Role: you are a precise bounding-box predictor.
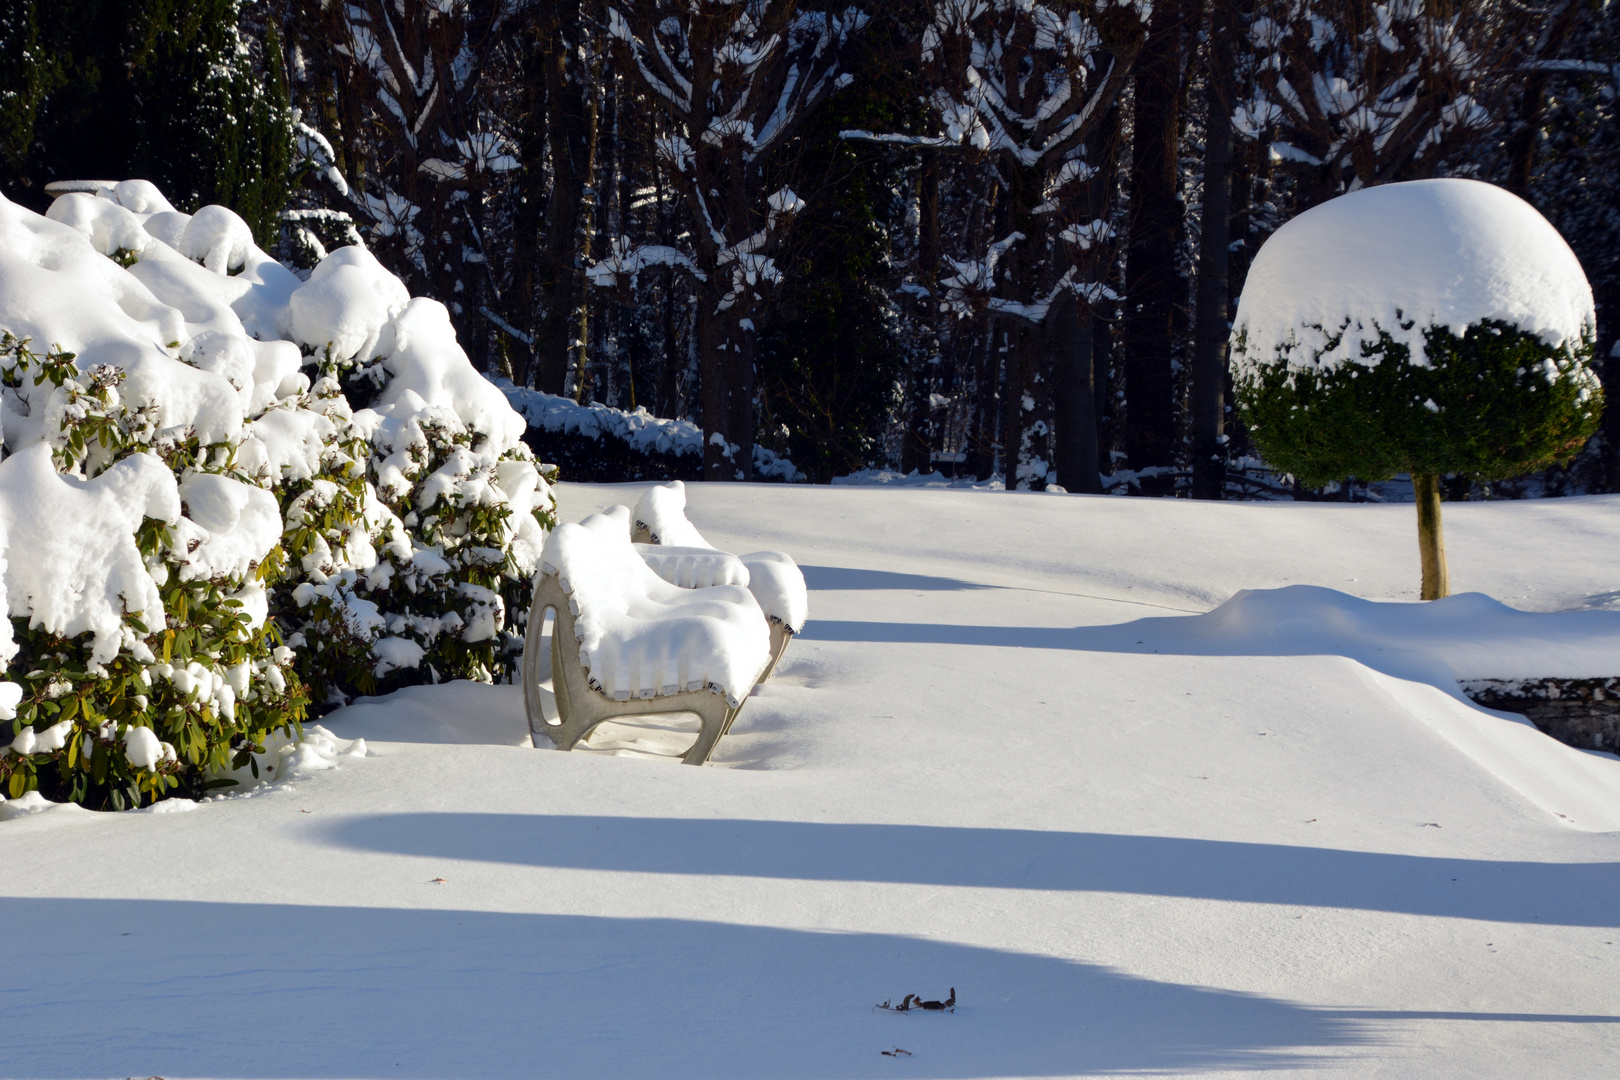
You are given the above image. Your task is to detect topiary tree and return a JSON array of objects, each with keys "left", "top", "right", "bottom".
[{"left": 1233, "top": 179, "right": 1603, "bottom": 600}]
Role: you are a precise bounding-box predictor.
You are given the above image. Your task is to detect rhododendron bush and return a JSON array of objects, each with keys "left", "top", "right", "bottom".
[{"left": 0, "top": 180, "right": 553, "bottom": 809}]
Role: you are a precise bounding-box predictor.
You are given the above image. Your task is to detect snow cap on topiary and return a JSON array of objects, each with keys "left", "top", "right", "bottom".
[{"left": 1233, "top": 179, "right": 1595, "bottom": 372}]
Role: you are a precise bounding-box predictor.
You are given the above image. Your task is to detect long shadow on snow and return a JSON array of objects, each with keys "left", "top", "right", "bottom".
[
  {"left": 0, "top": 897, "right": 1390, "bottom": 1079},
  {"left": 321, "top": 815, "right": 1620, "bottom": 927},
  {"left": 798, "top": 565, "right": 999, "bottom": 591}
]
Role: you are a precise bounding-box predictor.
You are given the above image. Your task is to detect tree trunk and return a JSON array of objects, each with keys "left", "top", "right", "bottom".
[
  {"left": 1191, "top": 0, "right": 1234, "bottom": 500},
  {"left": 900, "top": 150, "right": 942, "bottom": 475},
  {"left": 534, "top": 0, "right": 591, "bottom": 395},
  {"left": 964, "top": 321, "right": 999, "bottom": 481},
  {"left": 1414, "top": 473, "right": 1449, "bottom": 600},
  {"left": 1122, "top": 0, "right": 1186, "bottom": 494},
  {"left": 1505, "top": 1, "right": 1581, "bottom": 198},
  {"left": 1051, "top": 292, "right": 1103, "bottom": 492},
  {"left": 728, "top": 317, "right": 758, "bottom": 482}
]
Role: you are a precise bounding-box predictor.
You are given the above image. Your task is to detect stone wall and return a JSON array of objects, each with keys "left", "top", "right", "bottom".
[{"left": 1460, "top": 678, "right": 1620, "bottom": 755}]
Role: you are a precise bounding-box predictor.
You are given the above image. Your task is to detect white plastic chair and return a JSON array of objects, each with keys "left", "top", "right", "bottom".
[{"left": 523, "top": 506, "right": 771, "bottom": 765}]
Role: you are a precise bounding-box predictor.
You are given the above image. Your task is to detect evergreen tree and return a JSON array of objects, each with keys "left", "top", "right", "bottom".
[
  {"left": 1234, "top": 181, "right": 1603, "bottom": 597},
  {"left": 0, "top": 0, "right": 292, "bottom": 240}
]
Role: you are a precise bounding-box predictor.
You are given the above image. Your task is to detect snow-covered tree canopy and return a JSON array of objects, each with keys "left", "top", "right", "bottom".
[
  {"left": 1233, "top": 180, "right": 1602, "bottom": 493},
  {"left": 1234, "top": 0, "right": 1500, "bottom": 202},
  {"left": 846, "top": 0, "right": 1150, "bottom": 323},
  {"left": 1233, "top": 178, "right": 1595, "bottom": 372}
]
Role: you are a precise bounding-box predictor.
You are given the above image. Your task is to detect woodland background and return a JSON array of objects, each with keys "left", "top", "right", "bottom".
[{"left": 1, "top": 0, "right": 1616, "bottom": 494}]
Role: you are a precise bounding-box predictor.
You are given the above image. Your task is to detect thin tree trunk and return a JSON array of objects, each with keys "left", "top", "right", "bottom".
[
  {"left": 1051, "top": 293, "right": 1102, "bottom": 492},
  {"left": 1191, "top": 0, "right": 1233, "bottom": 500},
  {"left": 901, "top": 150, "right": 942, "bottom": 475},
  {"left": 1414, "top": 473, "right": 1449, "bottom": 600},
  {"left": 1123, "top": 0, "right": 1186, "bottom": 494},
  {"left": 534, "top": 0, "right": 590, "bottom": 395},
  {"left": 568, "top": 55, "right": 602, "bottom": 402}
]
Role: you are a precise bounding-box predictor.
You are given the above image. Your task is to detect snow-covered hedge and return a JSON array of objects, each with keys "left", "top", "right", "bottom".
[
  {"left": 0, "top": 180, "right": 552, "bottom": 808},
  {"left": 501, "top": 383, "right": 802, "bottom": 483}
]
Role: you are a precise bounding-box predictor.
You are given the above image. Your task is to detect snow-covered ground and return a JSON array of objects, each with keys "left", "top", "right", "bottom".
[{"left": 5, "top": 483, "right": 1620, "bottom": 1079}]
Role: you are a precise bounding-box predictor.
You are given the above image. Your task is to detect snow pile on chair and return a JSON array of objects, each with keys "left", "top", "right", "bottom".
[{"left": 632, "top": 481, "right": 808, "bottom": 636}]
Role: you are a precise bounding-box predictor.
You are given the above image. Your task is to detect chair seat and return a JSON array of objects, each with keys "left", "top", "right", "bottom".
[{"left": 543, "top": 507, "right": 769, "bottom": 707}]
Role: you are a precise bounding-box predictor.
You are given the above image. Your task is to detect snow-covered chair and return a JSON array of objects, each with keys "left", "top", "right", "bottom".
[
  {"left": 631, "top": 481, "right": 808, "bottom": 682},
  {"left": 523, "top": 505, "right": 772, "bottom": 765}
]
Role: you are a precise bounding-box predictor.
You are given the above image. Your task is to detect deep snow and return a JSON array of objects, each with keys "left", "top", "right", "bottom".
[{"left": 3, "top": 482, "right": 1619, "bottom": 1079}]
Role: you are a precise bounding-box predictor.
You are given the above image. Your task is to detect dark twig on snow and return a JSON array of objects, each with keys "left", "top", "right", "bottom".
[{"left": 877, "top": 988, "right": 956, "bottom": 1012}]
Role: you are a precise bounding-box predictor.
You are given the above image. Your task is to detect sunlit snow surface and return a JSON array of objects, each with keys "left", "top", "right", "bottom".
[{"left": 4, "top": 483, "right": 1620, "bottom": 1079}]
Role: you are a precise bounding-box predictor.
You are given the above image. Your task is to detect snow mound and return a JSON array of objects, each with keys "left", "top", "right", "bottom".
[
  {"left": 204, "top": 723, "right": 367, "bottom": 792},
  {"left": 0, "top": 445, "right": 178, "bottom": 666},
  {"left": 284, "top": 245, "right": 409, "bottom": 365},
  {"left": 540, "top": 506, "right": 770, "bottom": 707},
  {"left": 1175, "top": 585, "right": 1620, "bottom": 685},
  {"left": 371, "top": 299, "right": 526, "bottom": 450},
  {"left": 0, "top": 789, "right": 85, "bottom": 821},
  {"left": 1233, "top": 179, "right": 1595, "bottom": 371}
]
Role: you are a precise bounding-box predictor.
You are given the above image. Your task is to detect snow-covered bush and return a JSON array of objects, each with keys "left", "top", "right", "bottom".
[
  {"left": 500, "top": 384, "right": 802, "bottom": 484},
  {"left": 1232, "top": 179, "right": 1603, "bottom": 599},
  {"left": 0, "top": 180, "right": 552, "bottom": 807}
]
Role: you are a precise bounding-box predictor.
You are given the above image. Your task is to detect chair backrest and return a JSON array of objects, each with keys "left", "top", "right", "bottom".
[
  {"left": 628, "top": 481, "right": 808, "bottom": 634},
  {"left": 631, "top": 481, "right": 710, "bottom": 547}
]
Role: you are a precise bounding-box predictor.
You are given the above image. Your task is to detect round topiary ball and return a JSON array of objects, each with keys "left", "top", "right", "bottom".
[{"left": 1231, "top": 179, "right": 1602, "bottom": 599}]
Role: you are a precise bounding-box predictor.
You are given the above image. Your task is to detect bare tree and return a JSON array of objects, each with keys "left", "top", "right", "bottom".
[
  {"left": 1232, "top": 0, "right": 1507, "bottom": 209},
  {"left": 847, "top": 0, "right": 1150, "bottom": 489},
  {"left": 593, "top": 1, "right": 868, "bottom": 480}
]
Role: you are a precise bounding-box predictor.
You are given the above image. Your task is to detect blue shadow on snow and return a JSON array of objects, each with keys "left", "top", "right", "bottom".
[
  {"left": 797, "top": 565, "right": 999, "bottom": 591},
  {"left": 3, "top": 897, "right": 1613, "bottom": 1079},
  {"left": 2, "top": 897, "right": 1379, "bottom": 1079},
  {"left": 320, "top": 814, "right": 1620, "bottom": 927}
]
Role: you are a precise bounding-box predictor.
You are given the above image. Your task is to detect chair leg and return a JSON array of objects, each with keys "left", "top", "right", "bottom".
[
  {"left": 523, "top": 590, "right": 557, "bottom": 747},
  {"left": 755, "top": 624, "right": 793, "bottom": 685},
  {"left": 681, "top": 696, "right": 735, "bottom": 765}
]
